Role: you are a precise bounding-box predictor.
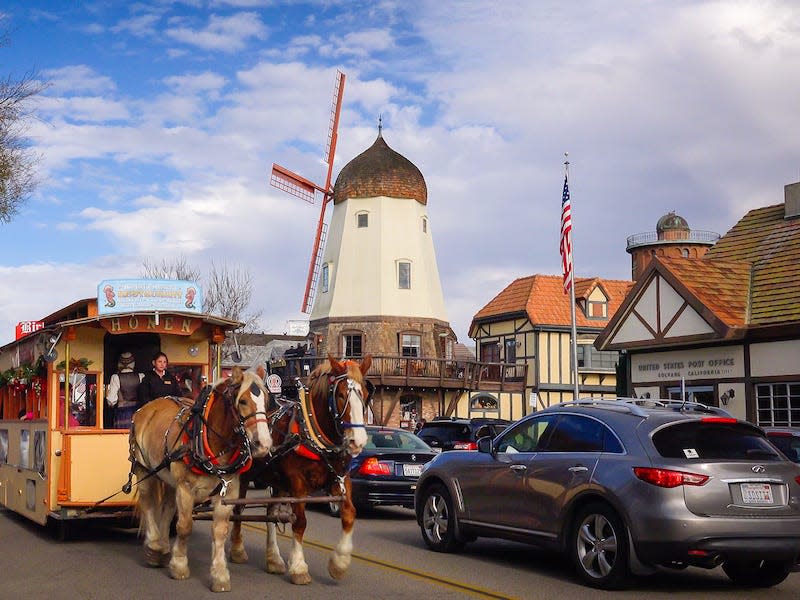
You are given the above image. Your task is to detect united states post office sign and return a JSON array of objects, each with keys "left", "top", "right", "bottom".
[
  {"left": 631, "top": 346, "right": 744, "bottom": 383},
  {"left": 98, "top": 279, "right": 202, "bottom": 315}
]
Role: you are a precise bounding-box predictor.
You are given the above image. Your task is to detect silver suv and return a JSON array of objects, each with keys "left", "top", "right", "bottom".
[{"left": 415, "top": 399, "right": 800, "bottom": 589}]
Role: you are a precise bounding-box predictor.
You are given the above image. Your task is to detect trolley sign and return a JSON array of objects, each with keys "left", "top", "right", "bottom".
[
  {"left": 266, "top": 374, "right": 283, "bottom": 394},
  {"left": 15, "top": 320, "right": 44, "bottom": 340}
]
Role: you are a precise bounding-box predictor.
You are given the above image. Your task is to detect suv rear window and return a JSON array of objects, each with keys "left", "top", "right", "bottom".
[
  {"left": 652, "top": 422, "right": 782, "bottom": 461},
  {"left": 419, "top": 424, "right": 471, "bottom": 442}
]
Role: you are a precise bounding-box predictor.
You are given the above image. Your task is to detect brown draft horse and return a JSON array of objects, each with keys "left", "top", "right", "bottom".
[
  {"left": 229, "top": 355, "right": 372, "bottom": 585},
  {"left": 129, "top": 367, "right": 272, "bottom": 592}
]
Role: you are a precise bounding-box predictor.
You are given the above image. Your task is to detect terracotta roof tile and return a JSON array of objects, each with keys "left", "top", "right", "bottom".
[{"left": 472, "top": 275, "right": 633, "bottom": 329}]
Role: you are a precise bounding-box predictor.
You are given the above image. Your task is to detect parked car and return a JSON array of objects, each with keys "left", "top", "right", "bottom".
[
  {"left": 416, "top": 416, "right": 511, "bottom": 452},
  {"left": 415, "top": 399, "right": 800, "bottom": 589},
  {"left": 763, "top": 427, "right": 800, "bottom": 463},
  {"left": 327, "top": 425, "right": 438, "bottom": 516}
]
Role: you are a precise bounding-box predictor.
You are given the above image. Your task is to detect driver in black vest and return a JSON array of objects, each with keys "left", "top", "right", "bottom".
[
  {"left": 106, "top": 351, "right": 144, "bottom": 429},
  {"left": 138, "top": 351, "right": 182, "bottom": 406}
]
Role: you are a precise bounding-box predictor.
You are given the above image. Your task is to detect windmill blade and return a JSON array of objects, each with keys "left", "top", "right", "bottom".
[
  {"left": 324, "top": 71, "right": 346, "bottom": 167},
  {"left": 270, "top": 164, "right": 321, "bottom": 204}
]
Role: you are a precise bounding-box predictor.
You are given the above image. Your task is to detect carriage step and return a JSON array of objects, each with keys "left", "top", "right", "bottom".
[{"left": 221, "top": 495, "right": 345, "bottom": 506}]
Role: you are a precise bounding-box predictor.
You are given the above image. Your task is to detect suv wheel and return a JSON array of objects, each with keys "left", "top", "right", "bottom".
[
  {"left": 722, "top": 559, "right": 793, "bottom": 587},
  {"left": 570, "top": 503, "right": 630, "bottom": 589},
  {"left": 419, "top": 483, "right": 464, "bottom": 552}
]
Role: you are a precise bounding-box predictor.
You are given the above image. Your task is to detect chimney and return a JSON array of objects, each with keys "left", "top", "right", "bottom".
[{"left": 785, "top": 181, "right": 800, "bottom": 220}]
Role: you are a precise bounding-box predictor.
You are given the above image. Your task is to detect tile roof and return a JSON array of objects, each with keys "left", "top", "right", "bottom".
[
  {"left": 598, "top": 201, "right": 800, "bottom": 350},
  {"left": 655, "top": 257, "right": 751, "bottom": 327},
  {"left": 471, "top": 275, "right": 633, "bottom": 330},
  {"left": 703, "top": 204, "right": 800, "bottom": 326}
]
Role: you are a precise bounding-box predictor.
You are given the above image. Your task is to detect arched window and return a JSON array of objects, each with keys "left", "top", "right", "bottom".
[{"left": 470, "top": 393, "right": 499, "bottom": 411}]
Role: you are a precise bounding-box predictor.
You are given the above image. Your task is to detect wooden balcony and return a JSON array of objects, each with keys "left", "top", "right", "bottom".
[{"left": 280, "top": 355, "right": 527, "bottom": 393}]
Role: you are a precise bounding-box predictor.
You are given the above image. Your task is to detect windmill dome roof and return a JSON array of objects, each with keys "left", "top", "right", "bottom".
[
  {"left": 656, "top": 211, "right": 689, "bottom": 232},
  {"left": 333, "top": 133, "right": 427, "bottom": 205}
]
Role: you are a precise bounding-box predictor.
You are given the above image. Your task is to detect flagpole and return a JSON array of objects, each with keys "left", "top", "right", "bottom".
[{"left": 565, "top": 155, "right": 580, "bottom": 401}]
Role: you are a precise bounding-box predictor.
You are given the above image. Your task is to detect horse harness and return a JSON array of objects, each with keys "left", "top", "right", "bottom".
[
  {"left": 125, "top": 381, "right": 264, "bottom": 496},
  {"left": 264, "top": 372, "right": 370, "bottom": 480}
]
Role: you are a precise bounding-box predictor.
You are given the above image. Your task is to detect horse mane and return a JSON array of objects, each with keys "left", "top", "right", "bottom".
[{"left": 211, "top": 367, "right": 269, "bottom": 400}]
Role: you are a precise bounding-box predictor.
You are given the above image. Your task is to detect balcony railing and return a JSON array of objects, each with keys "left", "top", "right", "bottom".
[
  {"left": 277, "top": 355, "right": 528, "bottom": 392},
  {"left": 626, "top": 230, "right": 720, "bottom": 249}
]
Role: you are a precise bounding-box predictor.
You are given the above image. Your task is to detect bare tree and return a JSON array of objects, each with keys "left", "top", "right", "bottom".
[
  {"left": 204, "top": 261, "right": 263, "bottom": 332},
  {"left": 141, "top": 256, "right": 201, "bottom": 282},
  {"left": 1, "top": 32, "right": 49, "bottom": 223},
  {"left": 140, "top": 257, "right": 263, "bottom": 332}
]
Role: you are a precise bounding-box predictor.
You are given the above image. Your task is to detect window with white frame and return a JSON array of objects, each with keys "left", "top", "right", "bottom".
[
  {"left": 321, "top": 263, "right": 329, "bottom": 293},
  {"left": 756, "top": 383, "right": 800, "bottom": 427},
  {"left": 343, "top": 333, "right": 363, "bottom": 358},
  {"left": 357, "top": 212, "right": 369, "bottom": 228},
  {"left": 400, "top": 333, "right": 421, "bottom": 357},
  {"left": 422, "top": 217, "right": 427, "bottom": 233},
  {"left": 398, "top": 261, "right": 411, "bottom": 289}
]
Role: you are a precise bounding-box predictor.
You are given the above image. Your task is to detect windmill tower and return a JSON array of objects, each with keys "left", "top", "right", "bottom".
[
  {"left": 309, "top": 123, "right": 453, "bottom": 363},
  {"left": 270, "top": 70, "right": 345, "bottom": 314}
]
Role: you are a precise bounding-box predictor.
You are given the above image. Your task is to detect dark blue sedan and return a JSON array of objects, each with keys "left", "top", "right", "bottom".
[{"left": 328, "top": 425, "right": 438, "bottom": 516}]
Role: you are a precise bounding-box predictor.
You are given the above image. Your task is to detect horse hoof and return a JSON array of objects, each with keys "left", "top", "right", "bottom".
[
  {"left": 328, "top": 559, "right": 348, "bottom": 580},
  {"left": 229, "top": 548, "right": 248, "bottom": 564},
  {"left": 144, "top": 546, "right": 168, "bottom": 568},
  {"left": 266, "top": 561, "right": 286, "bottom": 575},
  {"left": 290, "top": 572, "right": 312, "bottom": 585},
  {"left": 169, "top": 565, "right": 190, "bottom": 580},
  {"left": 211, "top": 579, "right": 232, "bottom": 592}
]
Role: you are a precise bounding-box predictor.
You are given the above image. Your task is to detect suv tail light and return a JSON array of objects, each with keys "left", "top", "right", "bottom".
[
  {"left": 359, "top": 457, "right": 392, "bottom": 476},
  {"left": 634, "top": 467, "right": 709, "bottom": 488},
  {"left": 453, "top": 441, "right": 477, "bottom": 450},
  {"left": 700, "top": 417, "right": 737, "bottom": 424}
]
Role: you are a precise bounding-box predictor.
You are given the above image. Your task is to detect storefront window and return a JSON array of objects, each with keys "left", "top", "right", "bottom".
[{"left": 757, "top": 383, "right": 800, "bottom": 427}]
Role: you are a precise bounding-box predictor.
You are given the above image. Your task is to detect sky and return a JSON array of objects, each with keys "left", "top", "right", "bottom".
[{"left": 1, "top": 0, "right": 800, "bottom": 345}]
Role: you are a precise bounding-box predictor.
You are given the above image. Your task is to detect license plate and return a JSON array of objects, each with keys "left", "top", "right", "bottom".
[
  {"left": 741, "top": 483, "right": 773, "bottom": 504},
  {"left": 403, "top": 464, "right": 423, "bottom": 477}
]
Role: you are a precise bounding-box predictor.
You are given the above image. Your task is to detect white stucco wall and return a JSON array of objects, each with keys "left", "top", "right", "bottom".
[{"left": 311, "top": 196, "right": 448, "bottom": 321}]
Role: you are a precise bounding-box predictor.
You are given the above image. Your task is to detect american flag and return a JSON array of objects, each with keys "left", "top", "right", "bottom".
[{"left": 560, "top": 175, "right": 573, "bottom": 293}]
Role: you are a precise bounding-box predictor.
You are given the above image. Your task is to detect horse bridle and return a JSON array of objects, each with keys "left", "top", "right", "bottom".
[{"left": 326, "top": 373, "right": 373, "bottom": 437}]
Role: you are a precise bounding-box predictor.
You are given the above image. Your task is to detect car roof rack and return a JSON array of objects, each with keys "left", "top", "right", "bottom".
[
  {"left": 551, "top": 398, "right": 735, "bottom": 420},
  {"left": 618, "top": 398, "right": 735, "bottom": 418},
  {"left": 553, "top": 399, "right": 649, "bottom": 418}
]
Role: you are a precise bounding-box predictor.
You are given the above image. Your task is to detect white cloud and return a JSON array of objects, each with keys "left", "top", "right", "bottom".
[
  {"left": 166, "top": 12, "right": 268, "bottom": 51},
  {"left": 43, "top": 65, "right": 117, "bottom": 95}
]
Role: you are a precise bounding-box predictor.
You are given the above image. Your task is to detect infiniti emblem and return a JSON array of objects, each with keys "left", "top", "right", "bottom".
[
  {"left": 752, "top": 465, "right": 766, "bottom": 473},
  {"left": 411, "top": 454, "right": 416, "bottom": 461}
]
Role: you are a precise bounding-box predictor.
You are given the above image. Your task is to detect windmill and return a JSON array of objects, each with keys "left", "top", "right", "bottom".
[{"left": 269, "top": 70, "right": 346, "bottom": 314}]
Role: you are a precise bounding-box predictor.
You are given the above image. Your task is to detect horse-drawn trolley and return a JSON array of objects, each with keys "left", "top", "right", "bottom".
[{"left": 0, "top": 279, "right": 241, "bottom": 537}]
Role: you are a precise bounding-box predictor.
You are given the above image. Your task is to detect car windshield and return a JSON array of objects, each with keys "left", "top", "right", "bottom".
[
  {"left": 652, "top": 422, "right": 783, "bottom": 461},
  {"left": 367, "top": 430, "right": 431, "bottom": 450},
  {"left": 418, "top": 423, "right": 471, "bottom": 442}
]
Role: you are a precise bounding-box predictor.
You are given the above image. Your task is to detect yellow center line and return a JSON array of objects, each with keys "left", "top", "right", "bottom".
[{"left": 242, "top": 522, "right": 521, "bottom": 600}]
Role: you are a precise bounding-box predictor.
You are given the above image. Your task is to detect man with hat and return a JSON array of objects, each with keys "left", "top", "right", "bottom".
[{"left": 106, "top": 351, "right": 143, "bottom": 429}]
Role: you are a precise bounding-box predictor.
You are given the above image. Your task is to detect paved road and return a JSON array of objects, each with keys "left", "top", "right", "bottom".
[{"left": 3, "top": 503, "right": 800, "bottom": 599}]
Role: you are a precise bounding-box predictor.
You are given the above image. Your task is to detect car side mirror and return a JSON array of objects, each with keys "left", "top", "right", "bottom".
[{"left": 477, "top": 436, "right": 493, "bottom": 454}]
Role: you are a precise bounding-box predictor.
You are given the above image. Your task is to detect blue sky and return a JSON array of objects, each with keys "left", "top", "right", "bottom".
[{"left": 2, "top": 1, "right": 800, "bottom": 344}]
